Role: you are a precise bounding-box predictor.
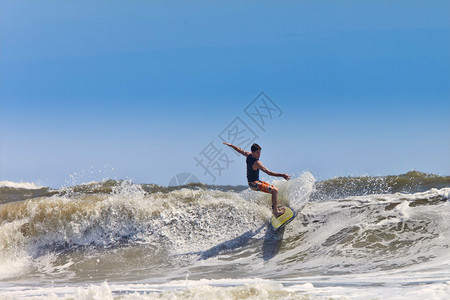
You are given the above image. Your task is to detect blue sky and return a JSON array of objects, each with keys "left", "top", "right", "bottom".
[{"left": 1, "top": 0, "right": 449, "bottom": 188}]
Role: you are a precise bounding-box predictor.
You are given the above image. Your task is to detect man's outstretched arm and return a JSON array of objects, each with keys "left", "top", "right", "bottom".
[
  {"left": 256, "top": 161, "right": 291, "bottom": 180},
  {"left": 223, "top": 143, "right": 251, "bottom": 157}
]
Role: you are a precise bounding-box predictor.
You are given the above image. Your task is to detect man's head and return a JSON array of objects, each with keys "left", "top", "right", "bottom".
[{"left": 251, "top": 143, "right": 261, "bottom": 159}]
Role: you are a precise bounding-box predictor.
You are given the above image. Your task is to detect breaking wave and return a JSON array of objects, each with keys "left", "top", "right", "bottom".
[{"left": 0, "top": 171, "right": 449, "bottom": 299}]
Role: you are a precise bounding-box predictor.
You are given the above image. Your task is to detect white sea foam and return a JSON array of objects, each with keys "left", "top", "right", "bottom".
[
  {"left": 0, "top": 278, "right": 449, "bottom": 299},
  {"left": 0, "top": 180, "right": 43, "bottom": 189}
]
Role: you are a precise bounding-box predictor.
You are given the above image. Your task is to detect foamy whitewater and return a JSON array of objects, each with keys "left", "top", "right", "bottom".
[{"left": 0, "top": 171, "right": 449, "bottom": 299}]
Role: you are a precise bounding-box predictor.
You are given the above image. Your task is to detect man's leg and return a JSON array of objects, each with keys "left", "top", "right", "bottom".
[
  {"left": 271, "top": 187, "right": 285, "bottom": 217},
  {"left": 249, "top": 181, "right": 285, "bottom": 217}
]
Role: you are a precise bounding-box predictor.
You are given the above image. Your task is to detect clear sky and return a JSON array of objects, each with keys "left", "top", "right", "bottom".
[{"left": 1, "top": 0, "right": 449, "bottom": 188}]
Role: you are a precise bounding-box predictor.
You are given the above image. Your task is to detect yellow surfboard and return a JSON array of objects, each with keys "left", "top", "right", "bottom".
[{"left": 271, "top": 207, "right": 296, "bottom": 231}]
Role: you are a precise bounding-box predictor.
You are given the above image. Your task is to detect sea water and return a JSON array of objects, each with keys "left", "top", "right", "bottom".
[{"left": 0, "top": 171, "right": 449, "bottom": 299}]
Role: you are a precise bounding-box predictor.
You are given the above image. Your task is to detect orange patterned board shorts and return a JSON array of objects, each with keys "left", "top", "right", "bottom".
[{"left": 248, "top": 180, "right": 274, "bottom": 193}]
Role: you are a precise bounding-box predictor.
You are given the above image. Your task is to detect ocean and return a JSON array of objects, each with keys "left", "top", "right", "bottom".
[{"left": 0, "top": 171, "right": 449, "bottom": 299}]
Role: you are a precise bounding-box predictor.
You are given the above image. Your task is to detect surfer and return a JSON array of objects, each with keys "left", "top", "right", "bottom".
[{"left": 223, "top": 142, "right": 291, "bottom": 217}]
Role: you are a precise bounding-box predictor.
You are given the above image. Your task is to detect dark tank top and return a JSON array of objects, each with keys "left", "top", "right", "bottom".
[{"left": 246, "top": 154, "right": 259, "bottom": 182}]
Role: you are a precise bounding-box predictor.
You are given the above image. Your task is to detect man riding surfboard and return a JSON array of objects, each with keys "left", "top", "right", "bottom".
[{"left": 223, "top": 142, "right": 291, "bottom": 217}]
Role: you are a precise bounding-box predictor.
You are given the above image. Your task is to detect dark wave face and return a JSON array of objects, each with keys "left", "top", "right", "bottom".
[{"left": 311, "top": 171, "right": 450, "bottom": 201}]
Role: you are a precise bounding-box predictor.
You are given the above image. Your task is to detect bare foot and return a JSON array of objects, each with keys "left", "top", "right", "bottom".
[{"left": 273, "top": 206, "right": 286, "bottom": 218}]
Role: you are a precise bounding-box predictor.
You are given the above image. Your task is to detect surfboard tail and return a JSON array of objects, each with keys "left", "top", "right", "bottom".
[{"left": 270, "top": 207, "right": 296, "bottom": 231}]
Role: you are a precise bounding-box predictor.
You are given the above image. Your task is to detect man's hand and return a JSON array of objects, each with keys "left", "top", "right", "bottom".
[{"left": 282, "top": 174, "right": 291, "bottom": 180}]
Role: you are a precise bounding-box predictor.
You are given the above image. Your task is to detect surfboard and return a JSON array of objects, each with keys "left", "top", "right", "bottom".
[{"left": 270, "top": 207, "right": 296, "bottom": 231}]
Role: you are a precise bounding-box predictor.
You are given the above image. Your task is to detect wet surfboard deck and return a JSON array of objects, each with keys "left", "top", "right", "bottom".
[{"left": 270, "top": 207, "right": 296, "bottom": 231}]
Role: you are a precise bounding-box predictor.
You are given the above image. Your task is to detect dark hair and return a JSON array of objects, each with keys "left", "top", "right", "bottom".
[{"left": 251, "top": 143, "right": 261, "bottom": 152}]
